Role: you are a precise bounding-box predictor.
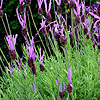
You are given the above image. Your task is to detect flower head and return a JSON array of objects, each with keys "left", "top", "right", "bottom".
[
  {"left": 56, "top": 80, "right": 65, "bottom": 99},
  {"left": 5, "top": 62, "right": 14, "bottom": 73},
  {"left": 16, "top": 8, "right": 26, "bottom": 30},
  {"left": 66, "top": 66, "right": 74, "bottom": 94},
  {"left": 37, "top": 0, "right": 43, "bottom": 14},
  {"left": 44, "top": 0, "right": 52, "bottom": 22},
  {"left": 6, "top": 34, "right": 18, "bottom": 51},
  {"left": 27, "top": 36, "right": 36, "bottom": 68}
]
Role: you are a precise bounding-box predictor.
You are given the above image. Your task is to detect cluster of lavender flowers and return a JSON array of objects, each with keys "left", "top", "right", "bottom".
[{"left": 55, "top": 66, "right": 74, "bottom": 100}]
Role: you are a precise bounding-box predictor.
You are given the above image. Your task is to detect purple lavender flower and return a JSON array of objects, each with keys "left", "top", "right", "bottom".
[
  {"left": 37, "top": 0, "right": 43, "bottom": 15},
  {"left": 0, "top": 0, "right": 3, "bottom": 17},
  {"left": 69, "top": 0, "right": 75, "bottom": 8},
  {"left": 39, "top": 48, "right": 45, "bottom": 71},
  {"left": 56, "top": 80, "right": 65, "bottom": 99},
  {"left": 94, "top": 28, "right": 100, "bottom": 49},
  {"left": 16, "top": 57, "right": 24, "bottom": 71},
  {"left": 66, "top": 66, "right": 74, "bottom": 94},
  {"left": 19, "top": 0, "right": 24, "bottom": 12},
  {"left": 37, "top": 18, "right": 57, "bottom": 36},
  {"left": 85, "top": 6, "right": 90, "bottom": 15},
  {"left": 5, "top": 62, "right": 14, "bottom": 74},
  {"left": 55, "top": 0, "right": 62, "bottom": 14},
  {"left": 0, "top": 0, "right": 3, "bottom": 9},
  {"left": 44, "top": 0, "right": 52, "bottom": 22},
  {"left": 6, "top": 34, "right": 18, "bottom": 51},
  {"left": 81, "top": 2, "right": 85, "bottom": 23},
  {"left": 53, "top": 22, "right": 60, "bottom": 39},
  {"left": 6, "top": 34, "right": 18, "bottom": 59},
  {"left": 16, "top": 8, "right": 27, "bottom": 36},
  {"left": 27, "top": 36, "right": 36, "bottom": 68},
  {"left": 73, "top": 0, "right": 81, "bottom": 24},
  {"left": 30, "top": 82, "right": 36, "bottom": 93}
]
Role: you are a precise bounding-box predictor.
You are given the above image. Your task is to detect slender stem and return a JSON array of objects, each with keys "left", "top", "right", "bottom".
[
  {"left": 5, "top": 13, "right": 12, "bottom": 35},
  {"left": 27, "top": 12, "right": 32, "bottom": 38},
  {"left": 53, "top": 0, "right": 56, "bottom": 19},
  {"left": 0, "top": 90, "right": 7, "bottom": 100},
  {"left": 29, "top": 6, "right": 47, "bottom": 56},
  {"left": 44, "top": 36, "right": 52, "bottom": 56},
  {"left": 65, "top": 4, "right": 68, "bottom": 31},
  {"left": 90, "top": 0, "right": 91, "bottom": 9},
  {"left": 1, "top": 18, "right": 8, "bottom": 35},
  {"left": 65, "top": 47, "right": 69, "bottom": 68},
  {"left": 0, "top": 48, "right": 9, "bottom": 67},
  {"left": 33, "top": 75, "right": 43, "bottom": 100},
  {"left": 56, "top": 68, "right": 60, "bottom": 99},
  {"left": 67, "top": 94, "right": 69, "bottom": 100}
]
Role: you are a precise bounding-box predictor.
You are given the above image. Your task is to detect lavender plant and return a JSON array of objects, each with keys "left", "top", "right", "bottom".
[{"left": 0, "top": 0, "right": 100, "bottom": 100}]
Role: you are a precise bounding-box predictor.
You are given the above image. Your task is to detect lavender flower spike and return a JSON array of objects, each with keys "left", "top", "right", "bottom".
[
  {"left": 37, "top": 0, "right": 43, "bottom": 14},
  {"left": 44, "top": 0, "right": 52, "bottom": 13},
  {"left": 40, "top": 48, "right": 45, "bottom": 71},
  {"left": 40, "top": 48, "right": 43, "bottom": 63},
  {"left": 27, "top": 36, "right": 36, "bottom": 69},
  {"left": 56, "top": 80, "right": 65, "bottom": 99},
  {"left": 37, "top": 0, "right": 43, "bottom": 9},
  {"left": 44, "top": 0, "right": 52, "bottom": 22},
  {"left": 89, "top": 12, "right": 100, "bottom": 28},
  {"left": 27, "top": 36, "right": 35, "bottom": 61},
  {"left": 16, "top": 8, "right": 26, "bottom": 29},
  {"left": 68, "top": 66, "right": 72, "bottom": 83},
  {"left": 6, "top": 34, "right": 18, "bottom": 51},
  {"left": 89, "top": 12, "right": 100, "bottom": 20},
  {"left": 66, "top": 66, "right": 74, "bottom": 94},
  {"left": 30, "top": 82, "right": 36, "bottom": 93},
  {"left": 0, "top": 0, "right": 3, "bottom": 9},
  {"left": 5, "top": 62, "right": 14, "bottom": 73}
]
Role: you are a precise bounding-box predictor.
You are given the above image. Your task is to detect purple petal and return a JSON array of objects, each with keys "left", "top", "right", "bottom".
[
  {"left": 56, "top": 80, "right": 58, "bottom": 86},
  {"left": 48, "top": 0, "right": 51, "bottom": 12},
  {"left": 31, "top": 82, "right": 36, "bottom": 93},
  {"left": 89, "top": 12, "right": 100, "bottom": 20},
  {"left": 68, "top": 66, "right": 72, "bottom": 83},
  {"left": 70, "top": 83, "right": 74, "bottom": 88},
  {"left": 16, "top": 8, "right": 23, "bottom": 27},
  {"left": 93, "top": 20, "right": 100, "bottom": 28},
  {"left": 63, "top": 82, "right": 65, "bottom": 92},
  {"left": 73, "top": 9, "right": 77, "bottom": 16},
  {"left": 19, "top": 0, "right": 23, "bottom": 5},
  {"left": 82, "top": 2, "right": 85, "bottom": 15},
  {"left": 0, "top": 0, "right": 3, "bottom": 9},
  {"left": 44, "top": 0, "right": 47, "bottom": 12},
  {"left": 59, "top": 82, "right": 62, "bottom": 92}
]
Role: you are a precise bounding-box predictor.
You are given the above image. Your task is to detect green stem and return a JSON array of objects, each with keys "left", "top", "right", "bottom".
[
  {"left": 33, "top": 75, "right": 43, "bottom": 100},
  {"left": 27, "top": 12, "right": 32, "bottom": 38},
  {"left": 29, "top": 6, "right": 48, "bottom": 56},
  {"left": 65, "top": 47, "right": 69, "bottom": 68},
  {"left": 1, "top": 18, "right": 8, "bottom": 35},
  {"left": 5, "top": 13, "right": 12, "bottom": 35}
]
